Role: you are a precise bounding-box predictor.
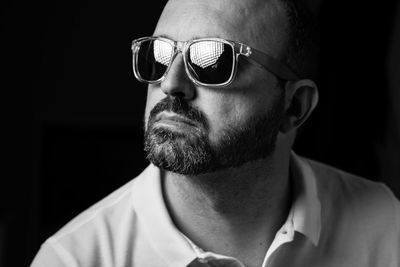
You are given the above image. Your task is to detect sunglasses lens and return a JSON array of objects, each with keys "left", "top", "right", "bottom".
[
  {"left": 187, "top": 40, "right": 234, "bottom": 85},
  {"left": 136, "top": 39, "right": 174, "bottom": 82}
]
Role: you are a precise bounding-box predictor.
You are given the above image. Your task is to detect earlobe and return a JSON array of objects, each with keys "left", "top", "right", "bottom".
[{"left": 280, "top": 79, "right": 319, "bottom": 134}]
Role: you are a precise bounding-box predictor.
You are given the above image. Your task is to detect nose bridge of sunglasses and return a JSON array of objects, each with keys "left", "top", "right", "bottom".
[{"left": 175, "top": 41, "right": 185, "bottom": 54}]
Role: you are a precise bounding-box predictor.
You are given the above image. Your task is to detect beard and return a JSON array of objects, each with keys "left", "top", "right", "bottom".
[{"left": 144, "top": 92, "right": 285, "bottom": 175}]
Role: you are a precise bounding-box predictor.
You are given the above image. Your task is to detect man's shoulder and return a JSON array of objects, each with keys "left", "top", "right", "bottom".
[
  {"left": 303, "top": 155, "right": 399, "bottom": 235},
  {"left": 46, "top": 165, "right": 153, "bottom": 244},
  {"left": 298, "top": 155, "right": 400, "bottom": 263},
  {"left": 305, "top": 156, "right": 396, "bottom": 203},
  {"left": 30, "top": 164, "right": 164, "bottom": 267}
]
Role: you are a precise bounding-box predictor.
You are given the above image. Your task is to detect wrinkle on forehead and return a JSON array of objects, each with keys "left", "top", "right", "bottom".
[{"left": 155, "top": 0, "right": 289, "bottom": 57}]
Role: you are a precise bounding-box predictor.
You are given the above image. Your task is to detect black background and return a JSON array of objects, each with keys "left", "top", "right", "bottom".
[{"left": 2, "top": 1, "right": 400, "bottom": 266}]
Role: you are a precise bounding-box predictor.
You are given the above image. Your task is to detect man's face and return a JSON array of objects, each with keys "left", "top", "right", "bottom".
[{"left": 143, "top": 0, "right": 289, "bottom": 175}]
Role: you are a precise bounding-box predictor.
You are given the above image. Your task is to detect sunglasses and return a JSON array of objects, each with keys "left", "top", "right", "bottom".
[{"left": 131, "top": 36, "right": 298, "bottom": 88}]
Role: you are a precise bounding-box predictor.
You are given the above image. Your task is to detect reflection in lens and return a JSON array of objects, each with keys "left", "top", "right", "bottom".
[
  {"left": 137, "top": 39, "right": 173, "bottom": 81},
  {"left": 188, "top": 41, "right": 234, "bottom": 84},
  {"left": 154, "top": 40, "right": 173, "bottom": 66},
  {"left": 190, "top": 41, "right": 224, "bottom": 68}
]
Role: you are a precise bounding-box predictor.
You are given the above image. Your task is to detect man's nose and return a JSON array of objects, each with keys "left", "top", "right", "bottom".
[{"left": 160, "top": 55, "right": 196, "bottom": 100}]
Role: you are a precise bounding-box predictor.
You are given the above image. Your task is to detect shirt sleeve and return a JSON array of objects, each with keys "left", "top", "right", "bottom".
[{"left": 30, "top": 239, "right": 79, "bottom": 267}]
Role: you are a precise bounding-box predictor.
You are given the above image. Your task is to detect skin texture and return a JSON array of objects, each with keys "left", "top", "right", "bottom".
[{"left": 142, "top": 0, "right": 319, "bottom": 266}]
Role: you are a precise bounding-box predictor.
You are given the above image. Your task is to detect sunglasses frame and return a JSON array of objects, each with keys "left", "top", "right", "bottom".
[{"left": 131, "top": 36, "right": 298, "bottom": 88}]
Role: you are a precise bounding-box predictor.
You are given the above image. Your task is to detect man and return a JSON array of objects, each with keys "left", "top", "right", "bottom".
[{"left": 31, "top": 0, "right": 400, "bottom": 266}]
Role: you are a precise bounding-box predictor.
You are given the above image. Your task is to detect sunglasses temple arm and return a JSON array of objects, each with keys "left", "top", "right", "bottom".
[{"left": 239, "top": 45, "right": 299, "bottom": 81}]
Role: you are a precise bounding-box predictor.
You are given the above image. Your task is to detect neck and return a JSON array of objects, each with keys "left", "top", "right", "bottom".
[{"left": 162, "top": 153, "right": 291, "bottom": 267}]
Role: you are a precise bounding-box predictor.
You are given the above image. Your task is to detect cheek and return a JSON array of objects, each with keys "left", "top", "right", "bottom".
[
  {"left": 196, "top": 92, "right": 236, "bottom": 123},
  {"left": 197, "top": 86, "right": 279, "bottom": 142},
  {"left": 198, "top": 94, "right": 256, "bottom": 134},
  {"left": 202, "top": 87, "right": 270, "bottom": 118}
]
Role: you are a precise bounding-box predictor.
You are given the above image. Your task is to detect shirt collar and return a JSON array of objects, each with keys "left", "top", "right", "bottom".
[
  {"left": 289, "top": 151, "right": 322, "bottom": 246},
  {"left": 131, "top": 165, "right": 197, "bottom": 266}
]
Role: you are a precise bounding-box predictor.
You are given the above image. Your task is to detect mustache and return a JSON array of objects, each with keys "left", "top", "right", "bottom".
[{"left": 148, "top": 96, "right": 209, "bottom": 129}]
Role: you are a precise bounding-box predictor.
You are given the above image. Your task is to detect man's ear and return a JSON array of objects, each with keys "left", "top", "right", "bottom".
[{"left": 280, "top": 79, "right": 319, "bottom": 134}]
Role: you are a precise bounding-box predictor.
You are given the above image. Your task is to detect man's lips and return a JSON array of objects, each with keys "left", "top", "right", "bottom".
[{"left": 154, "top": 112, "right": 199, "bottom": 128}]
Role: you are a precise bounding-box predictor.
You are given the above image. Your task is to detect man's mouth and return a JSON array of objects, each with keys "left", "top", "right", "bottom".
[{"left": 154, "top": 112, "right": 199, "bottom": 129}]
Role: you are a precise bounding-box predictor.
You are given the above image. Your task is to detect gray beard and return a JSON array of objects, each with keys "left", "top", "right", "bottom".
[{"left": 144, "top": 94, "right": 284, "bottom": 175}]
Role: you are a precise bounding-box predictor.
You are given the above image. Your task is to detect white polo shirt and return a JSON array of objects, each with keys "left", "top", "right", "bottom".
[{"left": 30, "top": 152, "right": 400, "bottom": 267}]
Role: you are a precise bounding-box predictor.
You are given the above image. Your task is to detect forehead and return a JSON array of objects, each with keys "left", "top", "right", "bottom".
[{"left": 153, "top": 0, "right": 288, "bottom": 56}]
